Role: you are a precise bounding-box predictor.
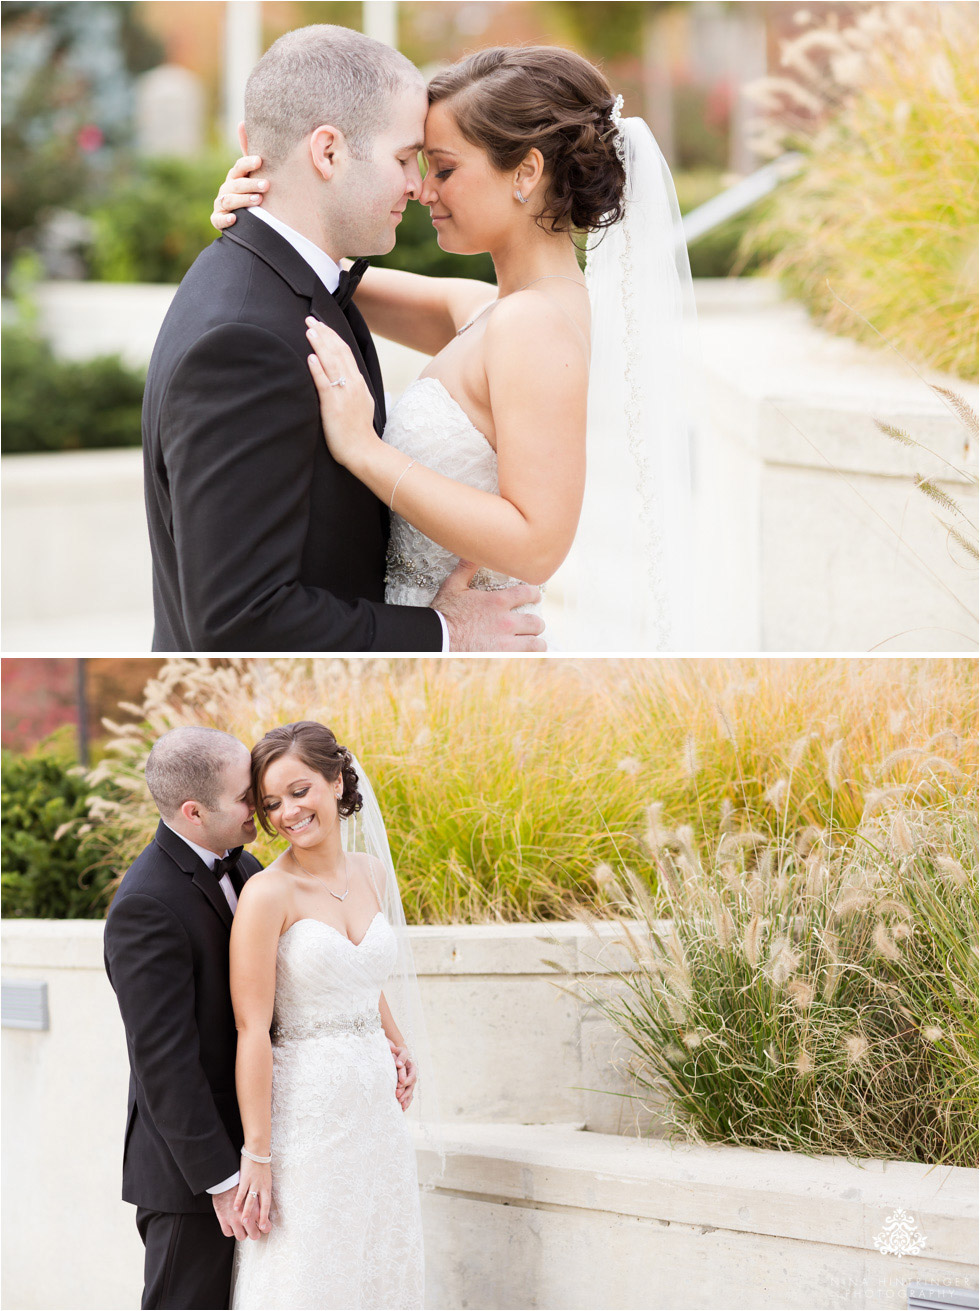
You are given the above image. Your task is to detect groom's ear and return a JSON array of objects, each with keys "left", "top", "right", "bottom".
[
  {"left": 237, "top": 121, "right": 249, "bottom": 157},
  {"left": 179, "top": 799, "right": 205, "bottom": 828},
  {"left": 309, "top": 125, "right": 344, "bottom": 182}
]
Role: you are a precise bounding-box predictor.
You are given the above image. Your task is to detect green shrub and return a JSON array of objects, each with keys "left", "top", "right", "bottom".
[
  {"left": 1, "top": 740, "right": 118, "bottom": 919},
  {"left": 87, "top": 154, "right": 231, "bottom": 284},
  {"left": 0, "top": 322, "right": 145, "bottom": 453}
]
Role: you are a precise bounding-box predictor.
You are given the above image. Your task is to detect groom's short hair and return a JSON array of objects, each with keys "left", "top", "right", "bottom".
[
  {"left": 145, "top": 726, "right": 245, "bottom": 817},
  {"left": 245, "top": 24, "right": 421, "bottom": 169}
]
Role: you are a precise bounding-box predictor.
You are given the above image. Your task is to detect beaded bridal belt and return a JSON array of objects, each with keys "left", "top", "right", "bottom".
[{"left": 271, "top": 1009, "right": 383, "bottom": 1046}]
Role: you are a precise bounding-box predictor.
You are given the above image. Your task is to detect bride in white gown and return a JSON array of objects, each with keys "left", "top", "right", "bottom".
[
  {"left": 229, "top": 722, "right": 428, "bottom": 1310},
  {"left": 215, "top": 45, "right": 697, "bottom": 650}
]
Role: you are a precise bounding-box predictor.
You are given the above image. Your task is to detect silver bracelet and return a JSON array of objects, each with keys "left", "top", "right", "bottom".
[
  {"left": 241, "top": 1147, "right": 272, "bottom": 1164},
  {"left": 389, "top": 458, "right": 417, "bottom": 512}
]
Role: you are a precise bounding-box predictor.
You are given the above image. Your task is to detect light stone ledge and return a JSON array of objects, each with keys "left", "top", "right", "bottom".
[
  {"left": 417, "top": 1123, "right": 978, "bottom": 1311},
  {"left": 418, "top": 1122, "right": 977, "bottom": 1260},
  {"left": 1, "top": 917, "right": 652, "bottom": 976}
]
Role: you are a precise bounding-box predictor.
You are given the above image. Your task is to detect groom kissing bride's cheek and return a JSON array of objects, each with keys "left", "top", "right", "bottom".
[{"left": 146, "top": 22, "right": 695, "bottom": 656}]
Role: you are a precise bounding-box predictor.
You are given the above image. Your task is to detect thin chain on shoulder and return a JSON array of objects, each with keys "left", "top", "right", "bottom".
[{"left": 455, "top": 274, "right": 587, "bottom": 337}]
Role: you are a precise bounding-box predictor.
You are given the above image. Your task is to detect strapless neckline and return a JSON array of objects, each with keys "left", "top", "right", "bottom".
[
  {"left": 407, "top": 375, "right": 493, "bottom": 451},
  {"left": 279, "top": 911, "right": 384, "bottom": 950}
]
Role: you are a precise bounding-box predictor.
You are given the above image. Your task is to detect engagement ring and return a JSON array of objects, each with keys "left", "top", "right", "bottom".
[{"left": 328, "top": 376, "right": 347, "bottom": 388}]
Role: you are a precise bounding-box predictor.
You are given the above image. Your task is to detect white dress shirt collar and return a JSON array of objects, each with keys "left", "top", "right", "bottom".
[
  {"left": 251, "top": 207, "right": 341, "bottom": 294},
  {"left": 162, "top": 820, "right": 228, "bottom": 870}
]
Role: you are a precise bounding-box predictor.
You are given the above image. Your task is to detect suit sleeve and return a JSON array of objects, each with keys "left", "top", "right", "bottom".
[
  {"left": 162, "top": 321, "right": 442, "bottom": 651},
  {"left": 104, "top": 893, "right": 240, "bottom": 1196}
]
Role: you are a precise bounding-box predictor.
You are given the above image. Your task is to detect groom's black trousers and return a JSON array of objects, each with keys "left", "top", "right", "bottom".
[{"left": 136, "top": 1207, "right": 235, "bottom": 1310}]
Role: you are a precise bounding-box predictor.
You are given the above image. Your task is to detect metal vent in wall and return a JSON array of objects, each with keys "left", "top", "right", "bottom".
[
  {"left": 908, "top": 1285, "right": 979, "bottom": 1310},
  {"left": 1, "top": 980, "right": 49, "bottom": 1030}
]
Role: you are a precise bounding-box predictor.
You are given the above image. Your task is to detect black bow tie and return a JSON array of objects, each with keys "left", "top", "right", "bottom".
[
  {"left": 333, "top": 258, "right": 369, "bottom": 311},
  {"left": 213, "top": 847, "right": 244, "bottom": 890}
]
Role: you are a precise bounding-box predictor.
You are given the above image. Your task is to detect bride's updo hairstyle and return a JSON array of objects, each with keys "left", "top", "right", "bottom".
[
  {"left": 251, "top": 721, "right": 362, "bottom": 835},
  {"left": 427, "top": 46, "right": 626, "bottom": 234}
]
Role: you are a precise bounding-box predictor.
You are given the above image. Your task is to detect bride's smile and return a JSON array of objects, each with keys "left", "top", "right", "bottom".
[{"left": 258, "top": 752, "right": 343, "bottom": 850}]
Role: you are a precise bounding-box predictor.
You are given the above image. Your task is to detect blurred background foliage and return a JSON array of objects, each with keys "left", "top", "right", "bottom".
[
  {"left": 1, "top": 0, "right": 762, "bottom": 288},
  {"left": 1, "top": 728, "right": 119, "bottom": 919},
  {"left": 741, "top": 1, "right": 978, "bottom": 379}
]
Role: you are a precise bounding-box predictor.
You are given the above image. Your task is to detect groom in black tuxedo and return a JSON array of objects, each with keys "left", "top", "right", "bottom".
[
  {"left": 104, "top": 727, "right": 263, "bottom": 1310},
  {"left": 143, "top": 23, "right": 543, "bottom": 653}
]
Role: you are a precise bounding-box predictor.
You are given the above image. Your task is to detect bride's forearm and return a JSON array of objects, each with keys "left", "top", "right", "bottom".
[
  {"left": 353, "top": 269, "right": 497, "bottom": 356},
  {"left": 379, "top": 993, "right": 405, "bottom": 1049},
  {"left": 350, "top": 439, "right": 565, "bottom": 585},
  {"left": 235, "top": 1027, "right": 274, "bottom": 1154}
]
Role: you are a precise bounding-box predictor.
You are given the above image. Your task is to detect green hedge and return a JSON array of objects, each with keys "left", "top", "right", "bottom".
[
  {"left": 80, "top": 155, "right": 759, "bottom": 286},
  {"left": 1, "top": 744, "right": 117, "bottom": 919},
  {"left": 0, "top": 323, "right": 145, "bottom": 454},
  {"left": 87, "top": 154, "right": 230, "bottom": 284}
]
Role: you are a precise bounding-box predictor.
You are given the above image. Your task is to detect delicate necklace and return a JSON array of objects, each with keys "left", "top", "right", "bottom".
[
  {"left": 293, "top": 851, "right": 350, "bottom": 901},
  {"left": 455, "top": 274, "right": 588, "bottom": 337}
]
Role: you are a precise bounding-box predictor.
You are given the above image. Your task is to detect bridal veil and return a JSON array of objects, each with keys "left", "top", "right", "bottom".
[
  {"left": 549, "top": 110, "right": 702, "bottom": 651},
  {"left": 341, "top": 754, "right": 446, "bottom": 1174}
]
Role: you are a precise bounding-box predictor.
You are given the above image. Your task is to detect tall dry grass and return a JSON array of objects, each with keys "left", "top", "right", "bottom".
[
  {"left": 86, "top": 658, "right": 977, "bottom": 924},
  {"left": 742, "top": 2, "right": 978, "bottom": 379}
]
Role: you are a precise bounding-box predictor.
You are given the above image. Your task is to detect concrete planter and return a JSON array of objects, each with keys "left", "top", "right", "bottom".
[
  {"left": 419, "top": 1123, "right": 978, "bottom": 1310},
  {"left": 2, "top": 919, "right": 976, "bottom": 1310}
]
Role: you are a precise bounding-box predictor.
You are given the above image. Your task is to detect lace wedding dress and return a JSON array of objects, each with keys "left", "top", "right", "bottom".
[
  {"left": 231, "top": 913, "right": 424, "bottom": 1311},
  {"left": 383, "top": 376, "right": 541, "bottom": 615}
]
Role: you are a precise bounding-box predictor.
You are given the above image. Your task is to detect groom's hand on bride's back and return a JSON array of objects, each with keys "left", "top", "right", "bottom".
[{"left": 434, "top": 562, "right": 546, "bottom": 652}]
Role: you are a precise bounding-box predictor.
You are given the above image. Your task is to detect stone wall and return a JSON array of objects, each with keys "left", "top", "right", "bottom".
[{"left": 3, "top": 920, "right": 976, "bottom": 1310}]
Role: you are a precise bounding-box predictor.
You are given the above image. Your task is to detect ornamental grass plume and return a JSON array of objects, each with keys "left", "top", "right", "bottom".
[
  {"left": 578, "top": 775, "right": 978, "bottom": 1167},
  {"left": 743, "top": 2, "right": 978, "bottom": 379},
  {"left": 83, "top": 658, "right": 976, "bottom": 928}
]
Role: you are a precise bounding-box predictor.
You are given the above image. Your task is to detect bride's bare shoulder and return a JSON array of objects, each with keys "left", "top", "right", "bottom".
[
  {"left": 238, "top": 861, "right": 292, "bottom": 908},
  {"left": 484, "top": 288, "right": 590, "bottom": 387}
]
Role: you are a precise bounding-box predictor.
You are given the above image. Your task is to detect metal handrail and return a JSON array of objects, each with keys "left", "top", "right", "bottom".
[{"left": 681, "top": 152, "right": 804, "bottom": 245}]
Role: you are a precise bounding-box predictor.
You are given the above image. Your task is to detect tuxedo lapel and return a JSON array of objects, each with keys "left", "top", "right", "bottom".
[
  {"left": 219, "top": 209, "right": 319, "bottom": 299},
  {"left": 152, "top": 821, "right": 234, "bottom": 931},
  {"left": 222, "top": 210, "right": 385, "bottom": 435},
  {"left": 190, "top": 867, "right": 235, "bottom": 931},
  {"left": 309, "top": 279, "right": 386, "bottom": 436}
]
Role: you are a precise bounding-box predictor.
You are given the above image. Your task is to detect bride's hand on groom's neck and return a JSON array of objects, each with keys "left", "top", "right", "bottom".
[{"left": 211, "top": 155, "right": 268, "bottom": 232}]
